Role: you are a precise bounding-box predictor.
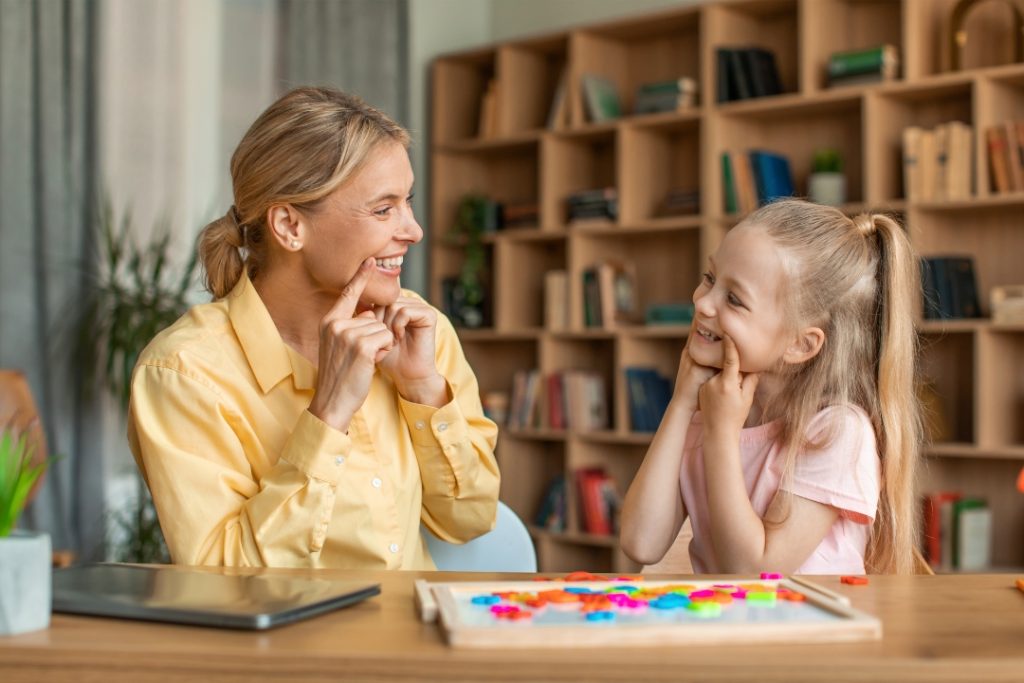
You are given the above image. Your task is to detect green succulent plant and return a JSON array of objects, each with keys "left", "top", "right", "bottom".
[
  {"left": 0, "top": 427, "right": 50, "bottom": 538},
  {"left": 812, "top": 148, "right": 843, "bottom": 174}
]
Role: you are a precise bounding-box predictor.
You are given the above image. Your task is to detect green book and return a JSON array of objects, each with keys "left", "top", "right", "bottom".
[
  {"left": 581, "top": 74, "right": 621, "bottom": 123},
  {"left": 827, "top": 44, "right": 898, "bottom": 79},
  {"left": 721, "top": 153, "right": 737, "bottom": 214}
]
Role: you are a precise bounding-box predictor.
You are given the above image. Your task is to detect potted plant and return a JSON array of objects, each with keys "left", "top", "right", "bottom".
[
  {"left": 808, "top": 148, "right": 846, "bottom": 206},
  {"left": 73, "top": 199, "right": 198, "bottom": 563},
  {"left": 0, "top": 425, "right": 52, "bottom": 635},
  {"left": 442, "top": 194, "right": 494, "bottom": 328}
]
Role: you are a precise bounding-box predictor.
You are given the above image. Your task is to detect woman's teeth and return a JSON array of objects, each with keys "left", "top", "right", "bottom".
[{"left": 375, "top": 256, "right": 403, "bottom": 269}]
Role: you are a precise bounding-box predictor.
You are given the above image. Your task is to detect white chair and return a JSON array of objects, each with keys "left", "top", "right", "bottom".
[{"left": 422, "top": 501, "right": 537, "bottom": 572}]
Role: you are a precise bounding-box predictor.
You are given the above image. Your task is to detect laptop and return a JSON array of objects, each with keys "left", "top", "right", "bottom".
[{"left": 52, "top": 564, "right": 380, "bottom": 630}]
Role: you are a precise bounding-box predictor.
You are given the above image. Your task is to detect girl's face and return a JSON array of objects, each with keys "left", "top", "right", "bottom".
[
  {"left": 301, "top": 142, "right": 421, "bottom": 310},
  {"left": 689, "top": 224, "right": 794, "bottom": 373}
]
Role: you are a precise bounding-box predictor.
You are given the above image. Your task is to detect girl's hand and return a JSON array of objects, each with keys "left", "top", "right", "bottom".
[
  {"left": 308, "top": 258, "right": 395, "bottom": 432},
  {"left": 672, "top": 328, "right": 717, "bottom": 412},
  {"left": 376, "top": 296, "right": 447, "bottom": 407},
  {"left": 699, "top": 334, "right": 759, "bottom": 436}
]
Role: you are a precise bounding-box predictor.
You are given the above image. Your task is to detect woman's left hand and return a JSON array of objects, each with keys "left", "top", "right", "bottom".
[
  {"left": 699, "top": 334, "right": 759, "bottom": 437},
  {"left": 376, "top": 296, "right": 448, "bottom": 406}
]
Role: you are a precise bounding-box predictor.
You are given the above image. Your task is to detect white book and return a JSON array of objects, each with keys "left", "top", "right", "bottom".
[{"left": 957, "top": 506, "right": 992, "bottom": 571}]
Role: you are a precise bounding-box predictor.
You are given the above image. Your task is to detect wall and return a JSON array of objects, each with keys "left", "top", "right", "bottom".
[{"left": 490, "top": 0, "right": 702, "bottom": 41}]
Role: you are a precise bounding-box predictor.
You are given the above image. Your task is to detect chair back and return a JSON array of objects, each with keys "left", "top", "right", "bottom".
[{"left": 422, "top": 501, "right": 537, "bottom": 572}]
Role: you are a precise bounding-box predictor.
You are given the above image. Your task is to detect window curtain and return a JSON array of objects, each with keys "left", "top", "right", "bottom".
[
  {"left": 278, "top": 0, "right": 409, "bottom": 126},
  {"left": 0, "top": 0, "right": 104, "bottom": 558}
]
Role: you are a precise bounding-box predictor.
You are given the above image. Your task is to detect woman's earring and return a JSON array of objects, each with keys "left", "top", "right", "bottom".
[{"left": 289, "top": 239, "right": 301, "bottom": 250}]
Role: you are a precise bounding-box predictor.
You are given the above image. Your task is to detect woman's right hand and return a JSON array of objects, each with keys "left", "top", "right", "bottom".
[
  {"left": 307, "top": 258, "right": 395, "bottom": 432},
  {"left": 671, "top": 325, "right": 717, "bottom": 412}
]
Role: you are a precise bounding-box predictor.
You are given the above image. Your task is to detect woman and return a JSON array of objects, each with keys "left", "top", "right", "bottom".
[{"left": 128, "top": 86, "right": 500, "bottom": 568}]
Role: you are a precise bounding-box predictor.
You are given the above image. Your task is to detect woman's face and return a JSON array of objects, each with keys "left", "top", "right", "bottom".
[{"left": 301, "top": 141, "right": 421, "bottom": 310}]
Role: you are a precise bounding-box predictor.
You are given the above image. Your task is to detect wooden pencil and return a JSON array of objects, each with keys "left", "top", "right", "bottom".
[{"left": 789, "top": 576, "right": 852, "bottom": 606}]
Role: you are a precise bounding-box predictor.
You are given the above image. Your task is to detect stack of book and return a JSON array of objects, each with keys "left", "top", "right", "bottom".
[
  {"left": 567, "top": 187, "right": 618, "bottom": 222},
  {"left": 721, "top": 150, "right": 795, "bottom": 214},
  {"left": 501, "top": 201, "right": 540, "bottom": 229},
  {"left": 655, "top": 188, "right": 700, "bottom": 217},
  {"left": 581, "top": 260, "right": 638, "bottom": 329},
  {"left": 575, "top": 468, "right": 621, "bottom": 536},
  {"left": 507, "top": 369, "right": 609, "bottom": 432},
  {"left": 902, "top": 122, "right": 974, "bottom": 201},
  {"left": 985, "top": 120, "right": 1024, "bottom": 194},
  {"left": 633, "top": 77, "right": 698, "bottom": 115},
  {"left": 624, "top": 367, "right": 673, "bottom": 433},
  {"left": 716, "top": 47, "right": 782, "bottom": 103},
  {"left": 921, "top": 492, "right": 992, "bottom": 572},
  {"left": 827, "top": 44, "right": 898, "bottom": 88},
  {"left": 534, "top": 474, "right": 566, "bottom": 532},
  {"left": 920, "top": 256, "right": 981, "bottom": 320}
]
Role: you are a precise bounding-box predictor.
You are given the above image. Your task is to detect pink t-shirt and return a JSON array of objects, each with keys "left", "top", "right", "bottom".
[{"left": 679, "top": 405, "right": 881, "bottom": 574}]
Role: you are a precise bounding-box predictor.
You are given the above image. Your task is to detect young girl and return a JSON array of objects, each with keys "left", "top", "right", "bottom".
[{"left": 620, "top": 199, "right": 922, "bottom": 575}]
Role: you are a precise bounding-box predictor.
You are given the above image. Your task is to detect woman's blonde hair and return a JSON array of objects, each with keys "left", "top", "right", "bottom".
[
  {"left": 742, "top": 199, "right": 922, "bottom": 574},
  {"left": 198, "top": 86, "right": 410, "bottom": 298}
]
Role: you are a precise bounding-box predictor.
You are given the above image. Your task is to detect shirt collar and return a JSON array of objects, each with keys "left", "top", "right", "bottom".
[{"left": 226, "top": 271, "right": 316, "bottom": 394}]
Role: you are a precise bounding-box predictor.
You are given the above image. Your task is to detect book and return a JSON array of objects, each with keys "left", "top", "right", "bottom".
[
  {"left": 749, "top": 150, "right": 795, "bottom": 204},
  {"left": 921, "top": 256, "right": 981, "bottom": 319},
  {"left": 902, "top": 126, "right": 923, "bottom": 201},
  {"left": 827, "top": 44, "right": 898, "bottom": 81},
  {"left": 633, "top": 77, "right": 698, "bottom": 114},
  {"left": 986, "top": 124, "right": 1012, "bottom": 193},
  {"left": 544, "top": 270, "right": 569, "bottom": 331},
  {"left": 921, "top": 491, "right": 961, "bottom": 569},
  {"left": 918, "top": 128, "right": 937, "bottom": 202},
  {"left": 721, "top": 153, "right": 738, "bottom": 214},
  {"left": 952, "top": 498, "right": 990, "bottom": 571},
  {"left": 582, "top": 269, "right": 602, "bottom": 327},
  {"left": 580, "top": 74, "right": 621, "bottom": 123},
  {"left": 534, "top": 474, "right": 566, "bottom": 532},
  {"left": 596, "top": 260, "right": 639, "bottom": 328},
  {"left": 1004, "top": 121, "right": 1024, "bottom": 192},
  {"left": 477, "top": 79, "right": 499, "bottom": 138},
  {"left": 547, "top": 69, "right": 569, "bottom": 130},
  {"left": 945, "top": 121, "right": 973, "bottom": 199},
  {"left": 716, "top": 47, "right": 782, "bottom": 103}
]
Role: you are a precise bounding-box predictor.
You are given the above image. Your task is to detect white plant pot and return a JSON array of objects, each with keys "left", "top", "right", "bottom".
[
  {"left": 0, "top": 531, "right": 51, "bottom": 635},
  {"left": 808, "top": 172, "right": 847, "bottom": 207}
]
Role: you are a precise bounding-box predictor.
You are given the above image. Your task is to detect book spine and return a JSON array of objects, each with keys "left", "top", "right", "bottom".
[{"left": 828, "top": 46, "right": 892, "bottom": 77}]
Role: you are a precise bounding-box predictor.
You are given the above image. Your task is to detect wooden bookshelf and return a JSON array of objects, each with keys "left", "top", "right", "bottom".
[{"left": 429, "top": 0, "right": 1024, "bottom": 574}]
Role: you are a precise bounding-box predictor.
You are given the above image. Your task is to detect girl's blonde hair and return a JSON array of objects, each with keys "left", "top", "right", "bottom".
[
  {"left": 198, "top": 86, "right": 410, "bottom": 298},
  {"left": 742, "top": 199, "right": 922, "bottom": 574}
]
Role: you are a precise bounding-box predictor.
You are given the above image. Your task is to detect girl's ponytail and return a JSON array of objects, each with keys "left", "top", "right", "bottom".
[
  {"left": 859, "top": 213, "right": 922, "bottom": 575},
  {"left": 198, "top": 207, "right": 246, "bottom": 299}
]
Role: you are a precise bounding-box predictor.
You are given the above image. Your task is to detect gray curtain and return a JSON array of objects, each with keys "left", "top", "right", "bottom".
[
  {"left": 0, "top": 0, "right": 104, "bottom": 558},
  {"left": 278, "top": 0, "right": 409, "bottom": 130}
]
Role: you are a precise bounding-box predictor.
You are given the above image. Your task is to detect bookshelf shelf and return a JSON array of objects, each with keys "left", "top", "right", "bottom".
[{"left": 430, "top": 0, "right": 1024, "bottom": 573}]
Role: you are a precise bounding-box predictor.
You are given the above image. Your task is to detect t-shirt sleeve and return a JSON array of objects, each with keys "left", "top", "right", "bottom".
[{"left": 780, "top": 406, "right": 881, "bottom": 525}]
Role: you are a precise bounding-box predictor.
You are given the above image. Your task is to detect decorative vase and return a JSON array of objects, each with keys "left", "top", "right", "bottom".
[
  {"left": 0, "top": 531, "right": 51, "bottom": 635},
  {"left": 808, "top": 172, "right": 847, "bottom": 206},
  {"left": 808, "top": 172, "right": 847, "bottom": 207}
]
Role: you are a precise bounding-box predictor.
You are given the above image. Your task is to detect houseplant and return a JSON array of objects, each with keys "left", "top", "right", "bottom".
[
  {"left": 0, "top": 425, "right": 52, "bottom": 635},
  {"left": 74, "top": 199, "right": 198, "bottom": 563},
  {"left": 442, "top": 194, "right": 493, "bottom": 328},
  {"left": 808, "top": 148, "right": 846, "bottom": 206}
]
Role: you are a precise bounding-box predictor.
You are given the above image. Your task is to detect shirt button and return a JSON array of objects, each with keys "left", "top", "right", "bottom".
[
  {"left": 414, "top": 420, "right": 425, "bottom": 430},
  {"left": 371, "top": 477, "right": 382, "bottom": 489},
  {"left": 389, "top": 543, "right": 399, "bottom": 554},
  {"left": 437, "top": 422, "right": 448, "bottom": 432},
  {"left": 334, "top": 456, "right": 345, "bottom": 465}
]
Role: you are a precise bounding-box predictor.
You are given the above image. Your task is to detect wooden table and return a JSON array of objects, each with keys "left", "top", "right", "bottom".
[{"left": 1, "top": 569, "right": 1022, "bottom": 682}]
